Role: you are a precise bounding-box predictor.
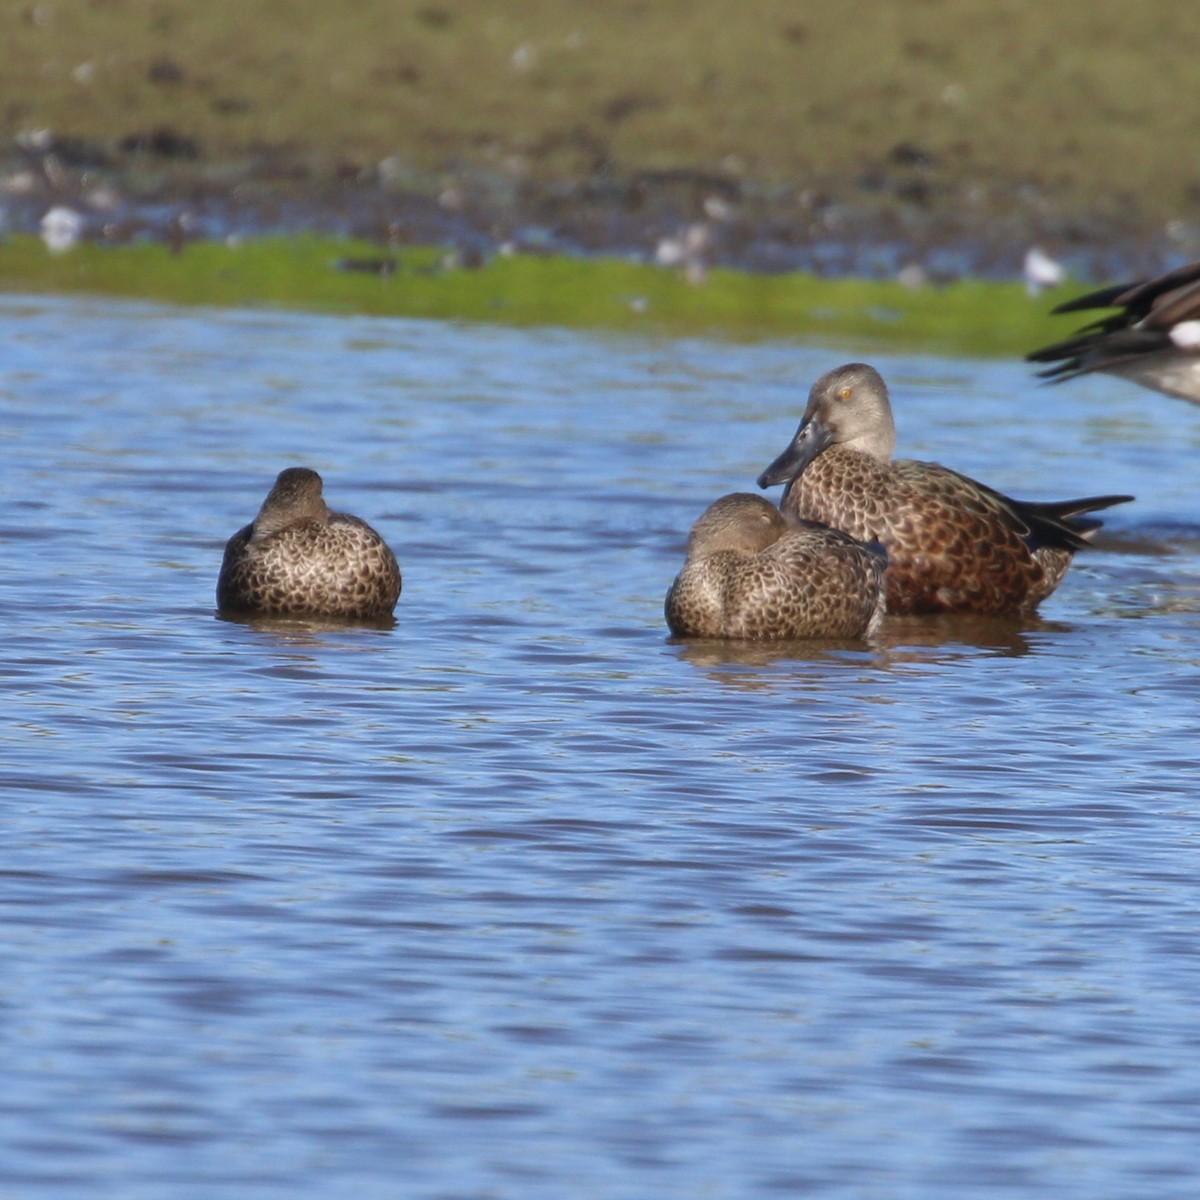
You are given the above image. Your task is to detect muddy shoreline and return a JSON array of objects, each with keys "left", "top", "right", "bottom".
[
  {"left": 7, "top": 2, "right": 1200, "bottom": 283},
  {"left": 3, "top": 131, "right": 1193, "bottom": 286}
]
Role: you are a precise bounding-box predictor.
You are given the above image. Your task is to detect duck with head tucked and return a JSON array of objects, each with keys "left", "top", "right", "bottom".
[
  {"left": 756, "top": 363, "right": 1132, "bottom": 616},
  {"left": 665, "top": 492, "right": 886, "bottom": 640},
  {"left": 217, "top": 467, "right": 401, "bottom": 619}
]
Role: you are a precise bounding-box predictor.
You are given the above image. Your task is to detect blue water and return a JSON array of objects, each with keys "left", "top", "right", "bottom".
[{"left": 2, "top": 294, "right": 1200, "bottom": 1199}]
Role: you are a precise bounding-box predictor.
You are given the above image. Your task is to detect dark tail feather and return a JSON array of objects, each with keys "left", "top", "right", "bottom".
[
  {"left": 1026, "top": 327, "right": 1166, "bottom": 376},
  {"left": 1020, "top": 494, "right": 1134, "bottom": 550},
  {"left": 1049, "top": 282, "right": 1137, "bottom": 315}
]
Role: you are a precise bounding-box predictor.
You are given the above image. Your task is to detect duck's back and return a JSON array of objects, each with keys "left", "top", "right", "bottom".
[
  {"left": 667, "top": 524, "right": 884, "bottom": 639},
  {"left": 751, "top": 526, "right": 885, "bottom": 638},
  {"left": 783, "top": 448, "right": 1064, "bottom": 615},
  {"left": 218, "top": 512, "right": 401, "bottom": 618}
]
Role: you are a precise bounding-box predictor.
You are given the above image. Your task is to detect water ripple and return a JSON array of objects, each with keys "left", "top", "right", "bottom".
[{"left": 1, "top": 295, "right": 1199, "bottom": 1199}]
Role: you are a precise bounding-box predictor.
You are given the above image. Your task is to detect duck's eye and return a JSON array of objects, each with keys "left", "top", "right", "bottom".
[{"left": 838, "top": 386, "right": 853, "bottom": 400}]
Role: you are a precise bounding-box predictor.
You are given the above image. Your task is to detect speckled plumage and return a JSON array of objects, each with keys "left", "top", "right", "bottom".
[
  {"left": 665, "top": 493, "right": 886, "bottom": 640},
  {"left": 217, "top": 467, "right": 401, "bottom": 618},
  {"left": 757, "top": 363, "right": 1133, "bottom": 616}
]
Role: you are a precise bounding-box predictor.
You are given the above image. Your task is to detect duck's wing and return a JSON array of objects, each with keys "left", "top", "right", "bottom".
[{"left": 1027, "top": 262, "right": 1200, "bottom": 397}]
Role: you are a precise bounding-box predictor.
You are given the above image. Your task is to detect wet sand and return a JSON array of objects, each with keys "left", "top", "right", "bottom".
[{"left": 3, "top": 1, "right": 1198, "bottom": 278}]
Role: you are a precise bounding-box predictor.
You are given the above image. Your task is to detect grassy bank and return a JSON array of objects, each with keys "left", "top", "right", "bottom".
[{"left": 0, "top": 234, "right": 1074, "bottom": 356}]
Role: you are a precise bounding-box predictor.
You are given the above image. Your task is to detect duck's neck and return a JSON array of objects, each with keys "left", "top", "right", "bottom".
[
  {"left": 253, "top": 497, "right": 329, "bottom": 540},
  {"left": 839, "top": 422, "right": 896, "bottom": 462}
]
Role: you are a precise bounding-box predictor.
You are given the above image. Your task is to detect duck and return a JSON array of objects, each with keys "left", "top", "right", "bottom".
[
  {"left": 756, "top": 363, "right": 1132, "bottom": 616},
  {"left": 1027, "top": 260, "right": 1200, "bottom": 403},
  {"left": 217, "top": 467, "right": 401, "bottom": 618},
  {"left": 665, "top": 492, "right": 886, "bottom": 639}
]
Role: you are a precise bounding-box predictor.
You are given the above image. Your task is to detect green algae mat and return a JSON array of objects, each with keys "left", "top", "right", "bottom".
[{"left": 0, "top": 235, "right": 1078, "bottom": 357}]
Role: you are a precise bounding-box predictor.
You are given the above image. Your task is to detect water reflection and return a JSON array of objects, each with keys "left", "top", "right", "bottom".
[
  {"left": 216, "top": 610, "right": 399, "bottom": 638},
  {"left": 872, "top": 611, "right": 1069, "bottom": 655},
  {"left": 670, "top": 636, "right": 874, "bottom": 671},
  {"left": 669, "top": 613, "right": 1067, "bottom": 682},
  {"left": 1104, "top": 521, "right": 1200, "bottom": 557}
]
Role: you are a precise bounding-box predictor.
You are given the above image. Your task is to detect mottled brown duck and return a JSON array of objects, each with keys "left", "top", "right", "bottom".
[
  {"left": 1027, "top": 260, "right": 1200, "bottom": 403},
  {"left": 217, "top": 467, "right": 401, "bottom": 619},
  {"left": 756, "top": 363, "right": 1132, "bottom": 616},
  {"left": 665, "top": 492, "right": 886, "bottom": 640}
]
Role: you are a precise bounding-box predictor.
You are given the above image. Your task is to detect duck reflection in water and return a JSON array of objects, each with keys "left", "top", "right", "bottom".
[{"left": 671, "top": 611, "right": 1069, "bottom": 688}]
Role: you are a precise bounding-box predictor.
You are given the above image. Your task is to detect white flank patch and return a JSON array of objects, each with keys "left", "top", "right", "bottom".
[{"left": 1168, "top": 320, "right": 1200, "bottom": 350}]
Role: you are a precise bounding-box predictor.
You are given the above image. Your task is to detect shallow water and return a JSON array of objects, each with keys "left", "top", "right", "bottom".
[{"left": 3, "top": 294, "right": 1200, "bottom": 1199}]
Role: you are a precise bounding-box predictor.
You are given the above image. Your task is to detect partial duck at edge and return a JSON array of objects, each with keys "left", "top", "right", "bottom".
[{"left": 1028, "top": 261, "right": 1200, "bottom": 403}]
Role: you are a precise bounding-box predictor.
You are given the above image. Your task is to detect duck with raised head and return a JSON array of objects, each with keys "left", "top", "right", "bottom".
[
  {"left": 1027, "top": 260, "right": 1200, "bottom": 403},
  {"left": 665, "top": 492, "right": 886, "bottom": 640},
  {"left": 217, "top": 467, "right": 401, "bottom": 618},
  {"left": 756, "top": 364, "right": 1132, "bottom": 616}
]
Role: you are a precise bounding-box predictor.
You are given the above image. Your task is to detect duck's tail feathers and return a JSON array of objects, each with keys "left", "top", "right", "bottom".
[{"left": 1021, "top": 494, "right": 1135, "bottom": 550}]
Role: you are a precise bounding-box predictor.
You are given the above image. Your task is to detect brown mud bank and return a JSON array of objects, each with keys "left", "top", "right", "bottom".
[{"left": 3, "top": 0, "right": 1199, "bottom": 281}]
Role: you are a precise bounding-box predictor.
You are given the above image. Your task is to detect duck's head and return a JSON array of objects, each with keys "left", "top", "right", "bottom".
[
  {"left": 252, "top": 467, "right": 330, "bottom": 539},
  {"left": 686, "top": 492, "right": 788, "bottom": 558},
  {"left": 757, "top": 362, "right": 897, "bottom": 489}
]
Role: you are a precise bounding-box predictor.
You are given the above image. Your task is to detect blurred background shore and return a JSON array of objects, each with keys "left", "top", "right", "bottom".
[{"left": 4, "top": 0, "right": 1198, "bottom": 279}]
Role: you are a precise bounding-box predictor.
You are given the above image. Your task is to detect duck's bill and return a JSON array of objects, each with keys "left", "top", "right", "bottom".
[{"left": 756, "top": 419, "right": 831, "bottom": 489}]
